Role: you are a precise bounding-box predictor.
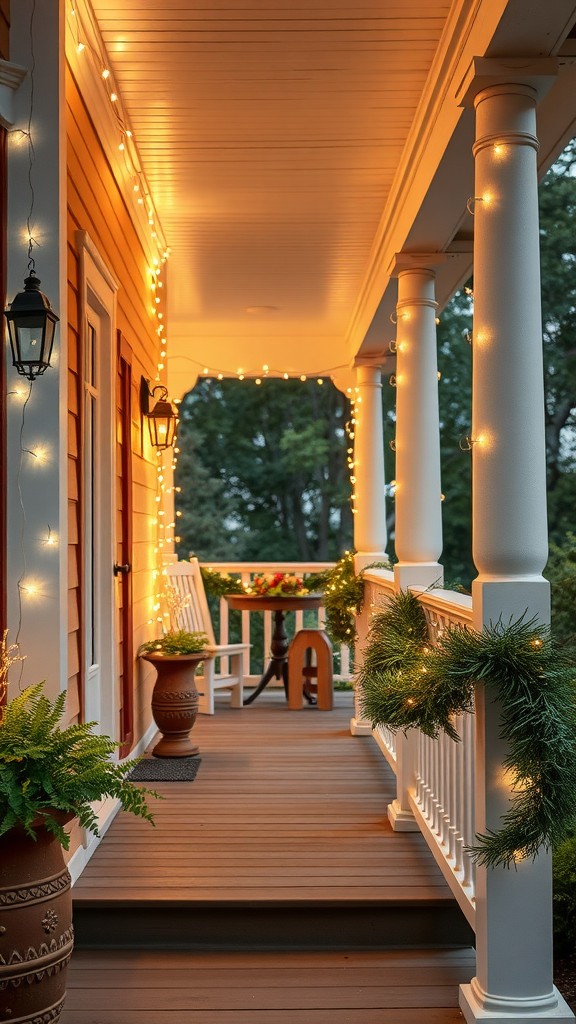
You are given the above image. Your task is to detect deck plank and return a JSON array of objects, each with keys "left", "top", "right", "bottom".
[{"left": 61, "top": 948, "right": 475, "bottom": 1023}]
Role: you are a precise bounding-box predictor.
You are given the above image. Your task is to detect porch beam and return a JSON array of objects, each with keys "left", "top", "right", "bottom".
[{"left": 458, "top": 59, "right": 573, "bottom": 1024}]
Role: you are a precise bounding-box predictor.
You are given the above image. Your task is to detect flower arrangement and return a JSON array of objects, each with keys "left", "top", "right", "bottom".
[{"left": 250, "top": 572, "right": 307, "bottom": 597}]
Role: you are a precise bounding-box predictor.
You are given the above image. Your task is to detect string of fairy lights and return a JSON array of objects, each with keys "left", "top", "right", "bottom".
[
  {"left": 67, "top": 0, "right": 169, "bottom": 273},
  {"left": 67, "top": 0, "right": 178, "bottom": 627}
]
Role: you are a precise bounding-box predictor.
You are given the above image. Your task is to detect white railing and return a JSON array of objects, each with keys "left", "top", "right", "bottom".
[
  {"left": 361, "top": 570, "right": 397, "bottom": 767},
  {"left": 201, "top": 561, "right": 352, "bottom": 684},
  {"left": 362, "top": 576, "right": 476, "bottom": 928}
]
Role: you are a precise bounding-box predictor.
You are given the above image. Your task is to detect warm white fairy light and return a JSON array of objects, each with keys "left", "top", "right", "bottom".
[{"left": 67, "top": 0, "right": 168, "bottom": 268}]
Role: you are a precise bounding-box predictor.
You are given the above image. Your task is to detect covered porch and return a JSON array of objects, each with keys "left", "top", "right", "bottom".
[{"left": 1, "top": 1, "right": 576, "bottom": 1022}]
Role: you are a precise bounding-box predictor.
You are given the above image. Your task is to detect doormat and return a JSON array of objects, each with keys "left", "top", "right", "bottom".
[{"left": 128, "top": 756, "right": 201, "bottom": 782}]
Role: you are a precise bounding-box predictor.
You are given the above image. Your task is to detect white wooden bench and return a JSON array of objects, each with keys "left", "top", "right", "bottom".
[{"left": 165, "top": 558, "right": 248, "bottom": 715}]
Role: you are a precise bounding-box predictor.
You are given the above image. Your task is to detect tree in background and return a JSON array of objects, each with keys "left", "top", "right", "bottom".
[{"left": 176, "top": 377, "right": 352, "bottom": 562}]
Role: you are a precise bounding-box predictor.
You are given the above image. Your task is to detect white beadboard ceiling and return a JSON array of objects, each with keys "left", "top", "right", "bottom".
[
  {"left": 89, "top": 0, "right": 453, "bottom": 390},
  {"left": 87, "top": 0, "right": 576, "bottom": 396}
]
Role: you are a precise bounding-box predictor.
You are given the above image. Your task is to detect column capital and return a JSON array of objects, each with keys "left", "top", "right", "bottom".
[
  {"left": 388, "top": 253, "right": 448, "bottom": 278},
  {"left": 456, "top": 56, "right": 558, "bottom": 108},
  {"left": 354, "top": 353, "right": 387, "bottom": 370}
]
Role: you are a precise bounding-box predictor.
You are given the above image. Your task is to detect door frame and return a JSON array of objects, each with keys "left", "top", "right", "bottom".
[{"left": 76, "top": 230, "right": 118, "bottom": 738}]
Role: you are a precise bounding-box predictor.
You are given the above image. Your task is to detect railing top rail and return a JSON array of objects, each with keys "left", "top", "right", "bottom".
[
  {"left": 409, "top": 585, "right": 473, "bottom": 623},
  {"left": 363, "top": 568, "right": 395, "bottom": 587},
  {"left": 200, "top": 561, "right": 336, "bottom": 573}
]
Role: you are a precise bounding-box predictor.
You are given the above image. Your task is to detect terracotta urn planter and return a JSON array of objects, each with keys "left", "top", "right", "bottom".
[
  {"left": 141, "top": 652, "right": 212, "bottom": 757},
  {"left": 0, "top": 816, "right": 74, "bottom": 1024}
]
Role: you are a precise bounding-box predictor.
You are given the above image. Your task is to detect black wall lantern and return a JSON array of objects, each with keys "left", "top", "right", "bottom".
[
  {"left": 140, "top": 376, "right": 178, "bottom": 450},
  {"left": 4, "top": 274, "right": 60, "bottom": 380}
]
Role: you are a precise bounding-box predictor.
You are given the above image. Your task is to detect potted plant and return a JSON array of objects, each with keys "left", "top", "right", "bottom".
[
  {"left": 0, "top": 635, "right": 156, "bottom": 1024},
  {"left": 139, "top": 629, "right": 211, "bottom": 756}
]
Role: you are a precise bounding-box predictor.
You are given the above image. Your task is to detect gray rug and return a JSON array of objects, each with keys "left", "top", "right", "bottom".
[{"left": 128, "top": 756, "right": 201, "bottom": 782}]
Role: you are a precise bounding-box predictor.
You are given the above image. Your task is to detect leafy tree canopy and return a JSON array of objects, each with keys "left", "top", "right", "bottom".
[{"left": 176, "top": 378, "right": 352, "bottom": 562}]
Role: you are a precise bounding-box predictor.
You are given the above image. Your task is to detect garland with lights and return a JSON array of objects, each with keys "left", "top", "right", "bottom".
[
  {"left": 358, "top": 590, "right": 576, "bottom": 868},
  {"left": 306, "top": 552, "right": 391, "bottom": 648},
  {"left": 200, "top": 567, "right": 245, "bottom": 599}
]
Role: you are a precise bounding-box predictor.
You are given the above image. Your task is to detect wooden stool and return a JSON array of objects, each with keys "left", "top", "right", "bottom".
[{"left": 287, "top": 629, "right": 333, "bottom": 710}]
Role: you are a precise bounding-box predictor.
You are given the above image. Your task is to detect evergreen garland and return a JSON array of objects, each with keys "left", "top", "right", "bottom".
[
  {"left": 200, "top": 566, "right": 245, "bottom": 598},
  {"left": 306, "top": 551, "right": 391, "bottom": 648},
  {"left": 358, "top": 591, "right": 576, "bottom": 868}
]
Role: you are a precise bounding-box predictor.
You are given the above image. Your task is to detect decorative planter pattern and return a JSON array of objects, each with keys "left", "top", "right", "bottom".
[
  {"left": 0, "top": 823, "right": 73, "bottom": 1024},
  {"left": 141, "top": 652, "right": 211, "bottom": 757}
]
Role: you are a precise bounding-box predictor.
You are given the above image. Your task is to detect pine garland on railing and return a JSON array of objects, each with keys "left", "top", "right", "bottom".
[
  {"left": 306, "top": 551, "right": 391, "bottom": 648},
  {"left": 358, "top": 591, "right": 576, "bottom": 868},
  {"left": 200, "top": 566, "right": 245, "bottom": 598}
]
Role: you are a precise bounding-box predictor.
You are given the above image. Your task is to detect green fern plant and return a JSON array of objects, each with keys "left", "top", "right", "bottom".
[
  {"left": 0, "top": 683, "right": 157, "bottom": 848},
  {"left": 139, "top": 629, "right": 209, "bottom": 655}
]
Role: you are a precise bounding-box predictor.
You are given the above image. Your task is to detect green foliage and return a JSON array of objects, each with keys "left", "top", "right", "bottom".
[
  {"left": 553, "top": 833, "right": 576, "bottom": 957},
  {"left": 200, "top": 567, "right": 244, "bottom": 599},
  {"left": 359, "top": 592, "right": 576, "bottom": 868},
  {"left": 547, "top": 532, "right": 576, "bottom": 655},
  {"left": 306, "top": 552, "right": 391, "bottom": 648},
  {"left": 175, "top": 377, "right": 353, "bottom": 562},
  {"left": 0, "top": 684, "right": 157, "bottom": 848},
  {"left": 139, "top": 630, "right": 209, "bottom": 655}
]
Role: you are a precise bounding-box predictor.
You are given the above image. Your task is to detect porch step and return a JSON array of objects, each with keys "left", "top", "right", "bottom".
[
  {"left": 59, "top": 947, "right": 477, "bottom": 1023},
  {"left": 72, "top": 897, "right": 473, "bottom": 950}
]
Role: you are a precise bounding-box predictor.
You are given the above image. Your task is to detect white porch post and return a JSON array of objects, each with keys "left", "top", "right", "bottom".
[
  {"left": 391, "top": 258, "right": 444, "bottom": 592},
  {"left": 5, "top": 0, "right": 67, "bottom": 697},
  {"left": 350, "top": 361, "right": 388, "bottom": 736},
  {"left": 386, "top": 257, "right": 444, "bottom": 829},
  {"left": 458, "top": 59, "right": 573, "bottom": 1024}
]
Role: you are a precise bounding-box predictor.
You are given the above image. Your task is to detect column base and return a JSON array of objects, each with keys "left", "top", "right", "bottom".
[
  {"left": 471, "top": 576, "right": 550, "bottom": 630},
  {"left": 394, "top": 562, "right": 443, "bottom": 590},
  {"left": 350, "top": 716, "right": 372, "bottom": 736},
  {"left": 387, "top": 798, "right": 419, "bottom": 831},
  {"left": 354, "top": 551, "right": 388, "bottom": 573},
  {"left": 460, "top": 979, "right": 574, "bottom": 1023}
]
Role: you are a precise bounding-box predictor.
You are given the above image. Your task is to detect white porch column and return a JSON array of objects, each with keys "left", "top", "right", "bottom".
[
  {"left": 352, "top": 362, "right": 388, "bottom": 567},
  {"left": 458, "top": 59, "right": 573, "bottom": 1024},
  {"left": 350, "top": 361, "right": 388, "bottom": 735},
  {"left": 384, "top": 257, "right": 444, "bottom": 828},
  {"left": 391, "top": 258, "right": 444, "bottom": 591},
  {"left": 5, "top": 0, "right": 67, "bottom": 697}
]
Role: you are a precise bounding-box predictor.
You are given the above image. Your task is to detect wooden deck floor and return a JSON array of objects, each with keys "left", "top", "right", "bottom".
[
  {"left": 73, "top": 691, "right": 455, "bottom": 908},
  {"left": 66, "top": 692, "right": 475, "bottom": 1022}
]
